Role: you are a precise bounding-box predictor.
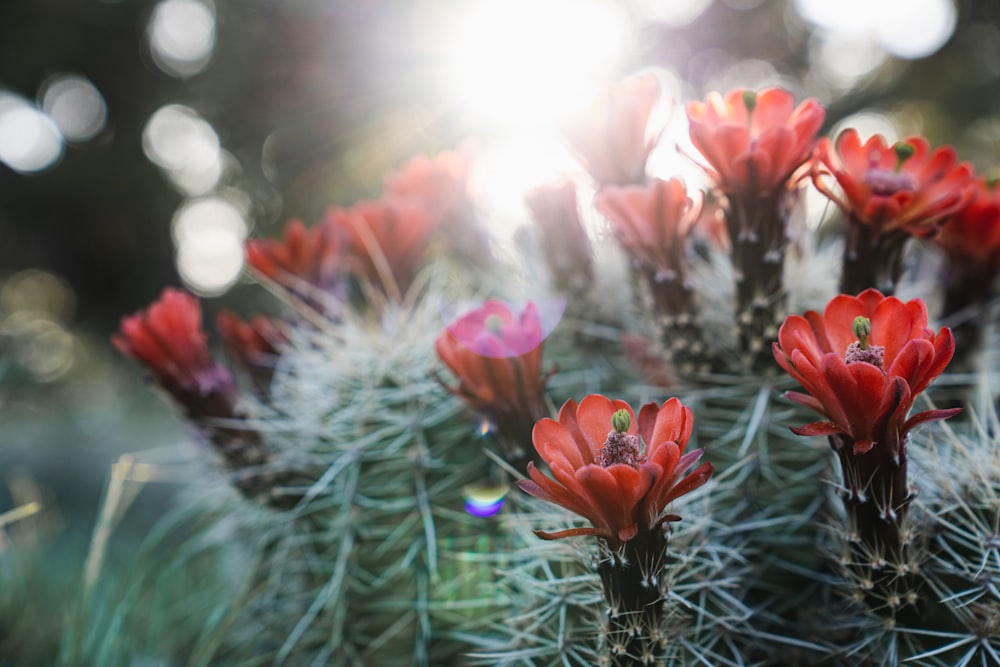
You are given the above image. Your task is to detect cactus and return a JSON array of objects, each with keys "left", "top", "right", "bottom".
[{"left": 89, "top": 73, "right": 1000, "bottom": 667}]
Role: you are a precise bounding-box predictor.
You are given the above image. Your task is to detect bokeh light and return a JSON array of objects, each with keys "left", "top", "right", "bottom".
[
  {"left": 142, "top": 104, "right": 222, "bottom": 195},
  {"left": 445, "top": 0, "right": 631, "bottom": 127},
  {"left": 40, "top": 74, "right": 108, "bottom": 143},
  {"left": 634, "top": 0, "right": 712, "bottom": 26},
  {"left": 148, "top": 0, "right": 217, "bottom": 77},
  {"left": 171, "top": 196, "right": 248, "bottom": 295},
  {"left": 0, "top": 93, "right": 63, "bottom": 173},
  {"left": 0, "top": 270, "right": 78, "bottom": 382},
  {"left": 795, "top": 0, "right": 956, "bottom": 60},
  {"left": 810, "top": 32, "right": 887, "bottom": 90}
]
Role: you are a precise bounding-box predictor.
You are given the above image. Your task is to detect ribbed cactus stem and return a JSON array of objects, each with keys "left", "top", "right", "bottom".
[
  {"left": 597, "top": 530, "right": 670, "bottom": 666},
  {"left": 724, "top": 191, "right": 790, "bottom": 372},
  {"left": 840, "top": 221, "right": 910, "bottom": 296},
  {"left": 829, "top": 431, "right": 919, "bottom": 616}
]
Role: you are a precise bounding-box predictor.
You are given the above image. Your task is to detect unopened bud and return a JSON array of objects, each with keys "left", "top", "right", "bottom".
[{"left": 611, "top": 409, "right": 631, "bottom": 434}]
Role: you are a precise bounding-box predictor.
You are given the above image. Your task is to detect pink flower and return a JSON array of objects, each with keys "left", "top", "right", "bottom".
[
  {"left": 518, "top": 394, "right": 712, "bottom": 545},
  {"left": 687, "top": 87, "right": 825, "bottom": 198}
]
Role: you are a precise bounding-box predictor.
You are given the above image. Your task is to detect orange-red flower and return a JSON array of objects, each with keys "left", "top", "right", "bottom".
[
  {"left": 245, "top": 218, "right": 344, "bottom": 310},
  {"left": 595, "top": 177, "right": 698, "bottom": 277},
  {"left": 773, "top": 289, "right": 958, "bottom": 455},
  {"left": 216, "top": 311, "right": 289, "bottom": 394},
  {"left": 934, "top": 173, "right": 1000, "bottom": 273},
  {"left": 113, "top": 288, "right": 238, "bottom": 420},
  {"left": 525, "top": 179, "right": 594, "bottom": 293},
  {"left": 435, "top": 301, "right": 551, "bottom": 445},
  {"left": 326, "top": 197, "right": 436, "bottom": 300},
  {"left": 687, "top": 87, "right": 825, "bottom": 198},
  {"left": 518, "top": 394, "right": 712, "bottom": 544},
  {"left": 561, "top": 73, "right": 663, "bottom": 188},
  {"left": 813, "top": 130, "right": 976, "bottom": 237}
]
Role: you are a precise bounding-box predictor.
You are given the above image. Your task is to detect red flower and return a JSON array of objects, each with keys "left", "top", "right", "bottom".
[
  {"left": 216, "top": 311, "right": 289, "bottom": 394},
  {"left": 113, "top": 288, "right": 237, "bottom": 420},
  {"left": 524, "top": 179, "right": 594, "bottom": 293},
  {"left": 934, "top": 173, "right": 1000, "bottom": 272},
  {"left": 245, "top": 218, "right": 344, "bottom": 310},
  {"left": 327, "top": 197, "right": 436, "bottom": 300},
  {"left": 561, "top": 73, "right": 663, "bottom": 188},
  {"left": 687, "top": 87, "right": 825, "bottom": 198},
  {"left": 813, "top": 130, "right": 976, "bottom": 237},
  {"left": 595, "top": 177, "right": 698, "bottom": 277},
  {"left": 773, "top": 289, "right": 958, "bottom": 455},
  {"left": 517, "top": 394, "right": 712, "bottom": 544}
]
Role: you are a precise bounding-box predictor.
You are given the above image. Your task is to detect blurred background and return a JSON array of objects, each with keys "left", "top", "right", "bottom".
[{"left": 1, "top": 0, "right": 999, "bottom": 660}]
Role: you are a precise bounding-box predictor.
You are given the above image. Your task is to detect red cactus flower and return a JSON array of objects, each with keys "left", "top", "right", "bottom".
[
  {"left": 813, "top": 130, "right": 976, "bottom": 238},
  {"left": 517, "top": 394, "right": 712, "bottom": 544},
  {"left": 934, "top": 173, "right": 1000, "bottom": 273},
  {"left": 773, "top": 289, "right": 958, "bottom": 456},
  {"left": 687, "top": 87, "right": 825, "bottom": 198},
  {"left": 561, "top": 73, "right": 663, "bottom": 188},
  {"left": 524, "top": 179, "right": 594, "bottom": 293},
  {"left": 113, "top": 288, "right": 238, "bottom": 420},
  {"left": 327, "top": 197, "right": 436, "bottom": 300},
  {"left": 216, "top": 311, "right": 289, "bottom": 393},
  {"left": 245, "top": 218, "right": 344, "bottom": 310},
  {"left": 595, "top": 177, "right": 699, "bottom": 278}
]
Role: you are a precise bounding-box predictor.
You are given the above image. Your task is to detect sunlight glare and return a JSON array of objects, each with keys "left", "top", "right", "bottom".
[
  {"left": 795, "top": 0, "right": 956, "bottom": 60},
  {"left": 447, "top": 0, "right": 631, "bottom": 126}
]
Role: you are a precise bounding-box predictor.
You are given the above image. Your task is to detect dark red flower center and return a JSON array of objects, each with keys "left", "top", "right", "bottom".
[
  {"left": 597, "top": 430, "right": 645, "bottom": 467},
  {"left": 864, "top": 168, "right": 917, "bottom": 196}
]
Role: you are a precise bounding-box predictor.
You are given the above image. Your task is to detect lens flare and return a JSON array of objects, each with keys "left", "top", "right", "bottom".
[{"left": 463, "top": 483, "right": 508, "bottom": 518}]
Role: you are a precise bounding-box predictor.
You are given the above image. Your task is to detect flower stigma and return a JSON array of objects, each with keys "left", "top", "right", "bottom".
[{"left": 845, "top": 315, "right": 885, "bottom": 367}]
